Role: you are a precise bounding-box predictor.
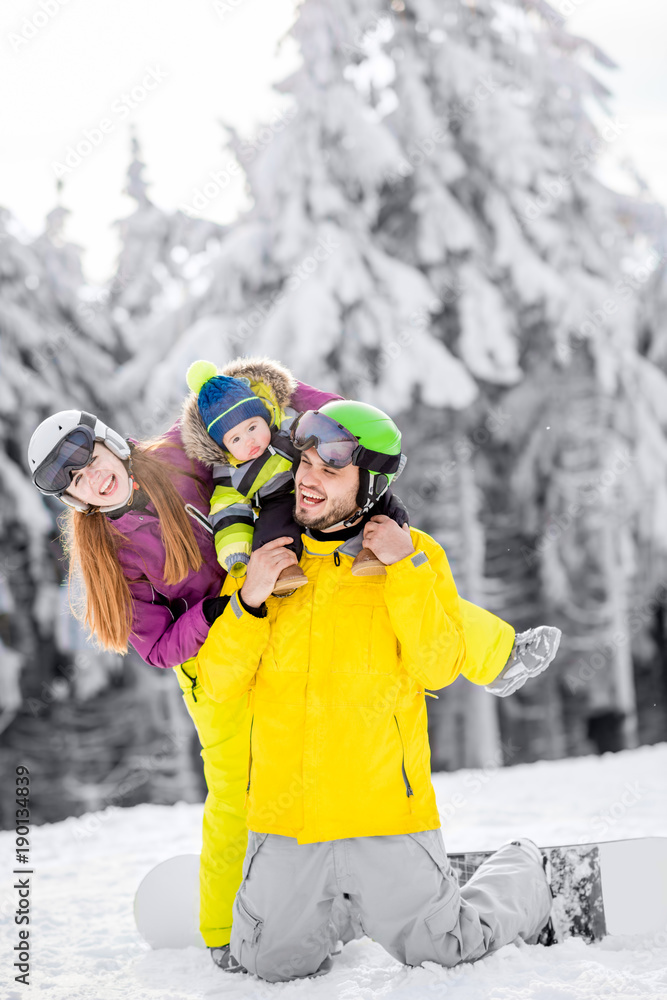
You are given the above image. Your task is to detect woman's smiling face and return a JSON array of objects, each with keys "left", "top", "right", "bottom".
[{"left": 65, "top": 442, "right": 130, "bottom": 508}]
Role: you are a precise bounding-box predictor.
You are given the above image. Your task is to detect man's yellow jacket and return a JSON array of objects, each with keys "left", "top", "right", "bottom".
[{"left": 196, "top": 528, "right": 514, "bottom": 845}]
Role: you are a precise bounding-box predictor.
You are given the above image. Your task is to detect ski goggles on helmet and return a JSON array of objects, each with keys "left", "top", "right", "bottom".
[
  {"left": 31, "top": 425, "right": 96, "bottom": 495},
  {"left": 290, "top": 410, "right": 401, "bottom": 474}
]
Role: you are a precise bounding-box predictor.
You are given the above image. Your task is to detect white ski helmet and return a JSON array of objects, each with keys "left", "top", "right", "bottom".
[{"left": 28, "top": 410, "right": 130, "bottom": 512}]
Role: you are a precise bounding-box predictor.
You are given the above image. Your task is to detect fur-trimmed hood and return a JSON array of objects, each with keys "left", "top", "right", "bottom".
[{"left": 181, "top": 356, "right": 297, "bottom": 468}]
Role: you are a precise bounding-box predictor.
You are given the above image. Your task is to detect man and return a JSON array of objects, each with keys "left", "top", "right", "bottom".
[{"left": 195, "top": 400, "right": 556, "bottom": 981}]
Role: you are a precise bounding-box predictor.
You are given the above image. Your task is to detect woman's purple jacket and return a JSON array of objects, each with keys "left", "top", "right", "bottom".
[{"left": 114, "top": 381, "right": 339, "bottom": 669}]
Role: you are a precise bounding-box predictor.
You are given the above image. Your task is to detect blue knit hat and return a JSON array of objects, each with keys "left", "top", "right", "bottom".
[{"left": 186, "top": 360, "right": 269, "bottom": 448}]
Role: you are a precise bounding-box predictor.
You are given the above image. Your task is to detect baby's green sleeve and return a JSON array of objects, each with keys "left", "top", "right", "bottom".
[{"left": 209, "top": 483, "right": 255, "bottom": 578}]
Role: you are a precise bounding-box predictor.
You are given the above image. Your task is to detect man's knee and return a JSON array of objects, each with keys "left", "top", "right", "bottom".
[
  {"left": 233, "top": 908, "right": 335, "bottom": 982},
  {"left": 259, "top": 947, "right": 326, "bottom": 983},
  {"left": 237, "top": 935, "right": 332, "bottom": 983}
]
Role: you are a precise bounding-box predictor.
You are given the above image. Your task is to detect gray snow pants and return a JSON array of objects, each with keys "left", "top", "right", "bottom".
[{"left": 230, "top": 829, "right": 552, "bottom": 982}]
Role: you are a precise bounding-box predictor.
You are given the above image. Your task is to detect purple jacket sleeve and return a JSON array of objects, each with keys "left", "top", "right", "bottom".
[
  {"left": 291, "top": 380, "right": 342, "bottom": 412},
  {"left": 126, "top": 578, "right": 212, "bottom": 669}
]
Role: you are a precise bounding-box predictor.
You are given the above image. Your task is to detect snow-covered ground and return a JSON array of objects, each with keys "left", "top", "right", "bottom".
[{"left": 2, "top": 744, "right": 666, "bottom": 1000}]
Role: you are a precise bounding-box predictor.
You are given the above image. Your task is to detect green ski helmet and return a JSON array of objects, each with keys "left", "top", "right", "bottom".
[{"left": 290, "top": 399, "right": 406, "bottom": 522}]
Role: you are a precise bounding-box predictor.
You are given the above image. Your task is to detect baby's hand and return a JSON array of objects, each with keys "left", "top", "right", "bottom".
[{"left": 362, "top": 515, "right": 414, "bottom": 566}]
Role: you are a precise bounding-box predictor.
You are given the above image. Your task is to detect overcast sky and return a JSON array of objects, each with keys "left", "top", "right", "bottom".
[{"left": 1, "top": 0, "right": 665, "bottom": 282}]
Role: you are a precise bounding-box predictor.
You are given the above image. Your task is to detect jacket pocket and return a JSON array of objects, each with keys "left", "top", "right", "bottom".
[
  {"left": 236, "top": 896, "right": 263, "bottom": 946},
  {"left": 177, "top": 663, "right": 200, "bottom": 704},
  {"left": 394, "top": 715, "right": 414, "bottom": 799},
  {"left": 233, "top": 895, "right": 264, "bottom": 970}
]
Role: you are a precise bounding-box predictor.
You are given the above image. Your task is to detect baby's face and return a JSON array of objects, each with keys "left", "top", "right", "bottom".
[{"left": 222, "top": 416, "right": 271, "bottom": 462}]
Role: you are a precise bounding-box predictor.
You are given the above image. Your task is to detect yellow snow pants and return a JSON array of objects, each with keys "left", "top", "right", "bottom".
[{"left": 175, "top": 659, "right": 252, "bottom": 948}]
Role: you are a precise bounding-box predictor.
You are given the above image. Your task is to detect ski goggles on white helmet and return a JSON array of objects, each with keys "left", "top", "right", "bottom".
[
  {"left": 32, "top": 425, "right": 97, "bottom": 495},
  {"left": 29, "top": 411, "right": 131, "bottom": 504},
  {"left": 290, "top": 410, "right": 401, "bottom": 475}
]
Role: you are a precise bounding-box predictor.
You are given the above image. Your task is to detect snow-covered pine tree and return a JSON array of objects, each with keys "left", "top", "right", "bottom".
[
  {"left": 368, "top": 0, "right": 667, "bottom": 754},
  {"left": 627, "top": 239, "right": 667, "bottom": 743},
  {"left": 109, "top": 132, "right": 224, "bottom": 437},
  {"left": 399, "top": 403, "right": 503, "bottom": 768},
  {"left": 96, "top": 0, "right": 667, "bottom": 763},
  {"left": 0, "top": 201, "right": 119, "bottom": 725},
  {"left": 113, "top": 0, "right": 478, "bottom": 431},
  {"left": 100, "top": 0, "right": 505, "bottom": 766},
  {"left": 0, "top": 196, "right": 209, "bottom": 822}
]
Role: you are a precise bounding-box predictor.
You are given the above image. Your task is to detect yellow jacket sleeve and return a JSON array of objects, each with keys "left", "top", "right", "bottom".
[
  {"left": 383, "top": 529, "right": 466, "bottom": 690},
  {"left": 459, "top": 599, "right": 515, "bottom": 685},
  {"left": 196, "top": 590, "right": 270, "bottom": 703}
]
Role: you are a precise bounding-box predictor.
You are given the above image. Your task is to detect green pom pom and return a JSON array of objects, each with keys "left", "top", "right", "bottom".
[{"left": 186, "top": 360, "right": 218, "bottom": 394}]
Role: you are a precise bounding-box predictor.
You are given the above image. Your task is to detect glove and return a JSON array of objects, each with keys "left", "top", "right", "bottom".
[{"left": 485, "top": 625, "right": 562, "bottom": 697}]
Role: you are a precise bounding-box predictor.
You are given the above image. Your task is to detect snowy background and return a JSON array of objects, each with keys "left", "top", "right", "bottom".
[{"left": 1, "top": 0, "right": 667, "bottom": 990}]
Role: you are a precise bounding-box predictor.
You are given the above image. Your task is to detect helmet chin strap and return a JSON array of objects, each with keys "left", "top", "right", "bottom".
[
  {"left": 312, "top": 455, "right": 406, "bottom": 531},
  {"left": 338, "top": 469, "right": 387, "bottom": 528},
  {"left": 331, "top": 494, "right": 383, "bottom": 531},
  {"left": 341, "top": 511, "right": 367, "bottom": 529},
  {"left": 320, "top": 507, "right": 363, "bottom": 532}
]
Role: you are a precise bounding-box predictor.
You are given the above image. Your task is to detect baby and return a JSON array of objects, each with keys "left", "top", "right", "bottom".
[
  {"left": 183, "top": 358, "right": 309, "bottom": 595},
  {"left": 182, "top": 358, "right": 396, "bottom": 595}
]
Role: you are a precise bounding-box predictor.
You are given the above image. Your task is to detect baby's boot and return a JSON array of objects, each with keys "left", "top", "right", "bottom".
[
  {"left": 272, "top": 564, "right": 309, "bottom": 595},
  {"left": 351, "top": 547, "right": 386, "bottom": 577}
]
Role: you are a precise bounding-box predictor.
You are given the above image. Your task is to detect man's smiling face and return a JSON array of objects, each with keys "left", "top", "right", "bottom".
[{"left": 293, "top": 448, "right": 360, "bottom": 531}]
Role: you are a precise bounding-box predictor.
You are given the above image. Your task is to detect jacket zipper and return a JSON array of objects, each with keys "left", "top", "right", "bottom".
[
  {"left": 333, "top": 550, "right": 341, "bottom": 566},
  {"left": 393, "top": 715, "right": 414, "bottom": 797},
  {"left": 245, "top": 716, "right": 254, "bottom": 803}
]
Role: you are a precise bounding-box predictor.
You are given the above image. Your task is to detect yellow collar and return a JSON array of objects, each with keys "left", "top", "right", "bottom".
[{"left": 301, "top": 533, "right": 345, "bottom": 556}]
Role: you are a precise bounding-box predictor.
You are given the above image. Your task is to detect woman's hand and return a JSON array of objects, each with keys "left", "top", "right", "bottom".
[{"left": 240, "top": 537, "right": 298, "bottom": 607}]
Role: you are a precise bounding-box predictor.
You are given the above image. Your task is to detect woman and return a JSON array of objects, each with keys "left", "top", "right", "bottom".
[{"left": 27, "top": 365, "right": 340, "bottom": 971}]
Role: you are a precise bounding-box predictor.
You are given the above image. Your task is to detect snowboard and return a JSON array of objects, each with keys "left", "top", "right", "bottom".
[
  {"left": 134, "top": 837, "right": 667, "bottom": 949},
  {"left": 449, "top": 837, "right": 667, "bottom": 942},
  {"left": 135, "top": 854, "right": 206, "bottom": 949}
]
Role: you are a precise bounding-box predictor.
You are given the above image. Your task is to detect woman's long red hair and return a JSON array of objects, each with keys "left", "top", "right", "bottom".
[{"left": 62, "top": 440, "right": 204, "bottom": 654}]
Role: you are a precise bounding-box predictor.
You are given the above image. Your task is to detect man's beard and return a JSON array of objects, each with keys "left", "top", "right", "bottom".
[{"left": 293, "top": 485, "right": 360, "bottom": 530}]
